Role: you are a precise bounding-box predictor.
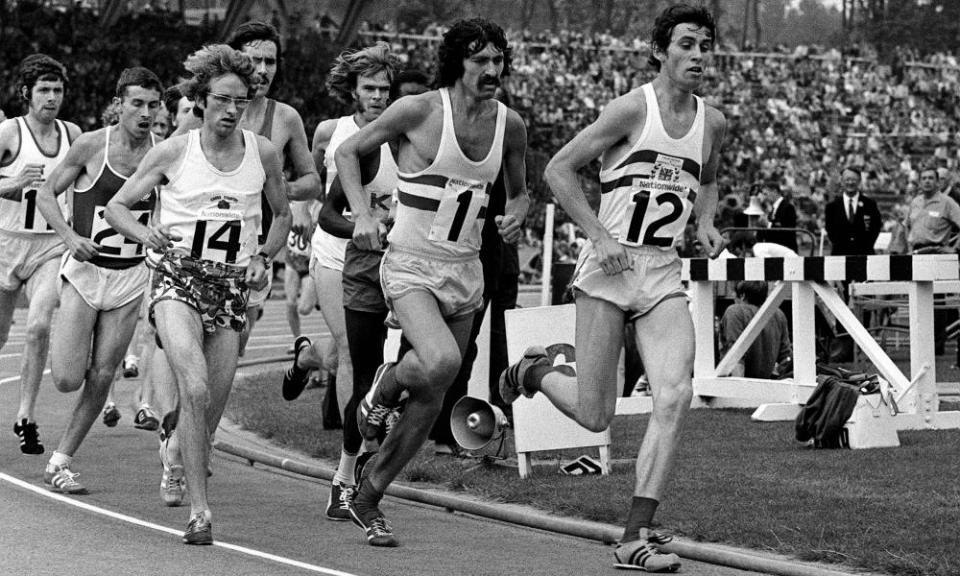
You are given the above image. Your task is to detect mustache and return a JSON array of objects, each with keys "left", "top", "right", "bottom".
[{"left": 480, "top": 76, "right": 501, "bottom": 87}]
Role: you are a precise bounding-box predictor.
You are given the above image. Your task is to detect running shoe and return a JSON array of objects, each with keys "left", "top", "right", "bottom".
[
  {"left": 160, "top": 464, "right": 185, "bottom": 507},
  {"left": 102, "top": 403, "right": 121, "bottom": 427},
  {"left": 282, "top": 336, "right": 312, "bottom": 401},
  {"left": 43, "top": 464, "right": 88, "bottom": 495},
  {"left": 134, "top": 405, "right": 160, "bottom": 431},
  {"left": 183, "top": 512, "right": 213, "bottom": 545},
  {"left": 358, "top": 362, "right": 400, "bottom": 440},
  {"left": 13, "top": 419, "right": 43, "bottom": 455},
  {"left": 499, "top": 346, "right": 550, "bottom": 404},
  {"left": 348, "top": 501, "right": 399, "bottom": 547},
  {"left": 122, "top": 355, "right": 140, "bottom": 378},
  {"left": 613, "top": 538, "right": 681, "bottom": 572},
  {"left": 325, "top": 480, "right": 356, "bottom": 521}
]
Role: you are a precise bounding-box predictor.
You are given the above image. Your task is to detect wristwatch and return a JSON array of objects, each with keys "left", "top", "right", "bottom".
[{"left": 255, "top": 250, "right": 271, "bottom": 267}]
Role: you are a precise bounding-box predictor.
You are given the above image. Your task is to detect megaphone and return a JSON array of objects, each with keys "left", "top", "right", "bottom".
[{"left": 451, "top": 396, "right": 509, "bottom": 451}]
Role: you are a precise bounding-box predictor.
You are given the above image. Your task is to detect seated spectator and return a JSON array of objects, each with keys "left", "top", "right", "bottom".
[{"left": 720, "top": 281, "right": 792, "bottom": 379}]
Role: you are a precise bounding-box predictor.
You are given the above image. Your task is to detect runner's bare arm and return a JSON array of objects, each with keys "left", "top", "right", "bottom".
[
  {"left": 105, "top": 138, "right": 184, "bottom": 251},
  {"left": 317, "top": 175, "right": 354, "bottom": 239},
  {"left": 279, "top": 106, "right": 320, "bottom": 201},
  {"left": 336, "top": 96, "right": 429, "bottom": 250},
  {"left": 255, "top": 136, "right": 292, "bottom": 268},
  {"left": 545, "top": 93, "right": 638, "bottom": 275},
  {"left": 0, "top": 119, "right": 43, "bottom": 200},
  {"left": 36, "top": 132, "right": 101, "bottom": 260},
  {"left": 498, "top": 111, "right": 530, "bottom": 244},
  {"left": 695, "top": 107, "right": 727, "bottom": 258},
  {"left": 311, "top": 119, "right": 338, "bottom": 198}
]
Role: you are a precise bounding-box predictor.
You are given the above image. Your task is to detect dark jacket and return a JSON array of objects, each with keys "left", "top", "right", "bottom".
[
  {"left": 824, "top": 194, "right": 882, "bottom": 255},
  {"left": 759, "top": 198, "right": 798, "bottom": 252}
]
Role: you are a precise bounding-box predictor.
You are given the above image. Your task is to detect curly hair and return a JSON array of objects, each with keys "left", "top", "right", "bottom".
[
  {"left": 648, "top": 3, "right": 716, "bottom": 71},
  {"left": 436, "top": 18, "right": 511, "bottom": 88},
  {"left": 226, "top": 20, "right": 283, "bottom": 87},
  {"left": 326, "top": 42, "right": 401, "bottom": 105},
  {"left": 179, "top": 44, "right": 255, "bottom": 117},
  {"left": 17, "top": 54, "right": 69, "bottom": 101}
]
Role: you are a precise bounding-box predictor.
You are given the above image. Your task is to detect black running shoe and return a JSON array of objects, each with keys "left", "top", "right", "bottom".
[
  {"left": 348, "top": 501, "right": 399, "bottom": 547},
  {"left": 499, "top": 346, "right": 550, "bottom": 404},
  {"left": 282, "top": 336, "right": 312, "bottom": 401},
  {"left": 13, "top": 419, "right": 43, "bottom": 455},
  {"left": 183, "top": 512, "right": 213, "bottom": 545},
  {"left": 325, "top": 480, "right": 355, "bottom": 521}
]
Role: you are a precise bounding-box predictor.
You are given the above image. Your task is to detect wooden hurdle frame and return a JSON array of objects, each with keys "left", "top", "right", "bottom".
[{"left": 686, "top": 254, "right": 960, "bottom": 431}]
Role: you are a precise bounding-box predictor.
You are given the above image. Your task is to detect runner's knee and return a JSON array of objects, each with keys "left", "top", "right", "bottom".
[{"left": 24, "top": 318, "right": 52, "bottom": 347}]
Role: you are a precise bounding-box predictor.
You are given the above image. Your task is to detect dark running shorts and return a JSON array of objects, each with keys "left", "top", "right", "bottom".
[
  {"left": 149, "top": 252, "right": 249, "bottom": 335},
  {"left": 342, "top": 241, "right": 388, "bottom": 314}
]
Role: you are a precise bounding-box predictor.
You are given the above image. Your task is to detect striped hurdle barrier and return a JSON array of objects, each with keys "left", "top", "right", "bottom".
[{"left": 684, "top": 254, "right": 960, "bottom": 431}]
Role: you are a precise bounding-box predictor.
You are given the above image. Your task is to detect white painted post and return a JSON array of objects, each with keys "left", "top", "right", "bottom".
[
  {"left": 540, "top": 203, "right": 555, "bottom": 307},
  {"left": 690, "top": 281, "right": 716, "bottom": 379},
  {"left": 791, "top": 283, "right": 818, "bottom": 392},
  {"left": 909, "top": 281, "right": 935, "bottom": 424}
]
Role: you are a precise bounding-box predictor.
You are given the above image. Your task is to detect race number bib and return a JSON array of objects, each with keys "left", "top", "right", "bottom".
[
  {"left": 287, "top": 230, "right": 311, "bottom": 257},
  {"left": 19, "top": 183, "right": 54, "bottom": 232},
  {"left": 618, "top": 177, "right": 692, "bottom": 249},
  {"left": 427, "top": 178, "right": 487, "bottom": 245},
  {"left": 191, "top": 204, "right": 246, "bottom": 264},
  {"left": 91, "top": 206, "right": 150, "bottom": 258}
]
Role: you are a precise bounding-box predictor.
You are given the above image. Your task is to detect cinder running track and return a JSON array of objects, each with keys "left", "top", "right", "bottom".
[{"left": 0, "top": 299, "right": 762, "bottom": 576}]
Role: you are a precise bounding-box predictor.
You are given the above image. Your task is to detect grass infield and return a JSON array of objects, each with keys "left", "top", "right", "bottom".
[{"left": 226, "top": 359, "right": 960, "bottom": 576}]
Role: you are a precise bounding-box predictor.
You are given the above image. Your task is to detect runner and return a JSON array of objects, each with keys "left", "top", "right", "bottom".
[
  {"left": 105, "top": 44, "right": 291, "bottom": 544},
  {"left": 499, "top": 4, "right": 725, "bottom": 571},
  {"left": 35, "top": 67, "right": 164, "bottom": 494},
  {"left": 336, "top": 20, "right": 529, "bottom": 547},
  {"left": 0, "top": 54, "right": 81, "bottom": 455}
]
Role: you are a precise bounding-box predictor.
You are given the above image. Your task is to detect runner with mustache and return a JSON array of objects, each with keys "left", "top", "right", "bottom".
[{"left": 335, "top": 19, "right": 529, "bottom": 547}]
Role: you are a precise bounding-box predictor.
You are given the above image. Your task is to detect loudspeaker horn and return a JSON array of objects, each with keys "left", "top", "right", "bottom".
[{"left": 451, "top": 396, "right": 509, "bottom": 450}]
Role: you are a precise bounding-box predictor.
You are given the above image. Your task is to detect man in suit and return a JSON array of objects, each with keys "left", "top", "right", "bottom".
[
  {"left": 759, "top": 181, "right": 798, "bottom": 252},
  {"left": 825, "top": 166, "right": 882, "bottom": 255}
]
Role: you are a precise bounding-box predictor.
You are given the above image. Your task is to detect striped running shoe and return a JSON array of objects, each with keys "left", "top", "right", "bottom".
[
  {"left": 498, "top": 346, "right": 550, "bottom": 404},
  {"left": 613, "top": 538, "right": 681, "bottom": 572},
  {"left": 43, "top": 464, "right": 88, "bottom": 495},
  {"left": 161, "top": 465, "right": 185, "bottom": 507},
  {"left": 358, "top": 363, "right": 401, "bottom": 440}
]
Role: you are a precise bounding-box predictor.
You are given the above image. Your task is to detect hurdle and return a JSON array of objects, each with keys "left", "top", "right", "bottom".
[{"left": 686, "top": 254, "right": 960, "bottom": 431}]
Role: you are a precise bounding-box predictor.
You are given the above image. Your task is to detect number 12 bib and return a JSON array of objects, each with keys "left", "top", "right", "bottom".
[{"left": 618, "top": 177, "right": 693, "bottom": 249}]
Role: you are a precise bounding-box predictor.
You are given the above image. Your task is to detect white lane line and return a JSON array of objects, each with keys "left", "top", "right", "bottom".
[
  {"left": 0, "top": 472, "right": 361, "bottom": 576},
  {"left": 1, "top": 353, "right": 26, "bottom": 359},
  {"left": 0, "top": 369, "right": 50, "bottom": 386}
]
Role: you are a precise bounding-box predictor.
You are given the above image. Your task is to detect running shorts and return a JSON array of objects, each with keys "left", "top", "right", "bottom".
[
  {"left": 571, "top": 241, "right": 686, "bottom": 321},
  {"left": 379, "top": 246, "right": 483, "bottom": 321},
  {"left": 0, "top": 230, "right": 65, "bottom": 292},
  {"left": 59, "top": 255, "right": 148, "bottom": 311},
  {"left": 149, "top": 252, "right": 248, "bottom": 334},
  {"left": 342, "top": 241, "right": 387, "bottom": 314}
]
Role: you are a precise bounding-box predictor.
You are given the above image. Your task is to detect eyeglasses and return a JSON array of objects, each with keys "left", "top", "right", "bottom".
[{"left": 208, "top": 92, "right": 251, "bottom": 109}]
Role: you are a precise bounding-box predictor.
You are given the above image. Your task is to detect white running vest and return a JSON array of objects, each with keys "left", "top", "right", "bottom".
[
  {"left": 312, "top": 115, "right": 397, "bottom": 268},
  {"left": 0, "top": 117, "right": 71, "bottom": 234},
  {"left": 389, "top": 88, "right": 506, "bottom": 260},
  {"left": 157, "top": 129, "right": 265, "bottom": 268},
  {"left": 597, "top": 83, "right": 704, "bottom": 250}
]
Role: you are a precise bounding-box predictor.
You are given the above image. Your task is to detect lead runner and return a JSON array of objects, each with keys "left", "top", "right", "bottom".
[{"left": 499, "top": 4, "right": 725, "bottom": 572}]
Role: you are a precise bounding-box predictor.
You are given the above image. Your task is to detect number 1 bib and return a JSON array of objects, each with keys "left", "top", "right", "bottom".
[{"left": 427, "top": 178, "right": 488, "bottom": 246}]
